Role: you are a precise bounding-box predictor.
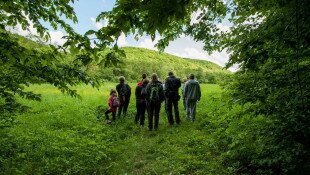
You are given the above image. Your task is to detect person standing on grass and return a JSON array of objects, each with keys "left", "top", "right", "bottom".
[
  {"left": 181, "top": 77, "right": 189, "bottom": 111},
  {"left": 116, "top": 76, "right": 131, "bottom": 118},
  {"left": 137, "top": 73, "right": 147, "bottom": 86},
  {"left": 146, "top": 73, "right": 165, "bottom": 131},
  {"left": 135, "top": 73, "right": 148, "bottom": 120},
  {"left": 165, "top": 71, "right": 181, "bottom": 125},
  {"left": 162, "top": 79, "right": 168, "bottom": 115},
  {"left": 184, "top": 73, "right": 201, "bottom": 122},
  {"left": 105, "top": 89, "right": 119, "bottom": 124},
  {"left": 135, "top": 78, "right": 149, "bottom": 127}
]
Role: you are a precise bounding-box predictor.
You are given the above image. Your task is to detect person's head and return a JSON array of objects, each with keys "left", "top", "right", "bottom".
[
  {"left": 168, "top": 71, "right": 174, "bottom": 76},
  {"left": 183, "top": 78, "right": 187, "bottom": 83},
  {"left": 119, "top": 76, "right": 125, "bottom": 83},
  {"left": 142, "top": 73, "right": 147, "bottom": 79},
  {"left": 151, "top": 73, "right": 158, "bottom": 82},
  {"left": 110, "top": 89, "right": 117, "bottom": 95},
  {"left": 143, "top": 78, "right": 149, "bottom": 85},
  {"left": 189, "top": 73, "right": 195, "bottom": 80}
]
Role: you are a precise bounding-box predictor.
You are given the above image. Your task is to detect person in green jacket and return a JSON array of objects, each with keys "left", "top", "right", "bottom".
[{"left": 183, "top": 73, "right": 201, "bottom": 121}]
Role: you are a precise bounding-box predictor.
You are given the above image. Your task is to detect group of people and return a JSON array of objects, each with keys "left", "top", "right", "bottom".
[{"left": 104, "top": 71, "right": 201, "bottom": 131}]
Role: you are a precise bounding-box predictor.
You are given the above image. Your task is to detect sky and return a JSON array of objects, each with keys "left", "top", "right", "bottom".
[{"left": 11, "top": 0, "right": 238, "bottom": 72}]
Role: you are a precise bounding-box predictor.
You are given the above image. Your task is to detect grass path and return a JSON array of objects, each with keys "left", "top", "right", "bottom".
[{"left": 103, "top": 112, "right": 210, "bottom": 174}]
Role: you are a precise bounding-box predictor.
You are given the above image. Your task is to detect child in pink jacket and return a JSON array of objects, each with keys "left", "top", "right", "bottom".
[{"left": 105, "top": 89, "right": 119, "bottom": 124}]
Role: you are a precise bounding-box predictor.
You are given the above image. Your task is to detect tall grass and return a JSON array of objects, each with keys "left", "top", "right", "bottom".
[{"left": 1, "top": 83, "right": 223, "bottom": 174}]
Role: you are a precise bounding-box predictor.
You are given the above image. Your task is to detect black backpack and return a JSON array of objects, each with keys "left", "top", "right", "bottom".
[
  {"left": 166, "top": 77, "right": 181, "bottom": 99},
  {"left": 170, "top": 77, "right": 181, "bottom": 90},
  {"left": 119, "top": 84, "right": 128, "bottom": 101},
  {"left": 141, "top": 86, "right": 147, "bottom": 96},
  {"left": 149, "top": 83, "right": 162, "bottom": 102}
]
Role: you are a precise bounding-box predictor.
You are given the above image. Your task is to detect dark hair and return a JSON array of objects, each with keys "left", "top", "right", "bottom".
[
  {"left": 142, "top": 73, "right": 147, "bottom": 79},
  {"left": 151, "top": 73, "right": 158, "bottom": 83},
  {"left": 189, "top": 73, "right": 195, "bottom": 79},
  {"left": 143, "top": 78, "right": 149, "bottom": 85},
  {"left": 119, "top": 76, "right": 125, "bottom": 83},
  {"left": 168, "top": 71, "right": 173, "bottom": 76},
  {"left": 110, "top": 89, "right": 117, "bottom": 95}
]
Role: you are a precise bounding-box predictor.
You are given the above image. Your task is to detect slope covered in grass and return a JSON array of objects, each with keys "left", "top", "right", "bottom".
[{"left": 92, "top": 47, "right": 231, "bottom": 84}]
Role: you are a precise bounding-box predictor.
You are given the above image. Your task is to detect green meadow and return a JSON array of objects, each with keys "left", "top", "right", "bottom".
[{"left": 1, "top": 83, "right": 224, "bottom": 174}]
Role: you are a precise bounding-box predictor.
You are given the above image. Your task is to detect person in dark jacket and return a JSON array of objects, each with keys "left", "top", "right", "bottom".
[
  {"left": 146, "top": 73, "right": 165, "bottom": 131},
  {"left": 135, "top": 78, "right": 149, "bottom": 127},
  {"left": 116, "top": 76, "right": 131, "bottom": 118},
  {"left": 165, "top": 71, "right": 181, "bottom": 125},
  {"left": 183, "top": 73, "right": 201, "bottom": 121},
  {"left": 135, "top": 73, "right": 148, "bottom": 121}
]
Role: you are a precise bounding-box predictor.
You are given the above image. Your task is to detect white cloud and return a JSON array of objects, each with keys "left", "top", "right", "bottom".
[
  {"left": 209, "top": 50, "right": 230, "bottom": 66},
  {"left": 6, "top": 18, "right": 67, "bottom": 46},
  {"left": 228, "top": 64, "right": 239, "bottom": 72},
  {"left": 48, "top": 31, "right": 66, "bottom": 46},
  {"left": 90, "top": 17, "right": 108, "bottom": 29},
  {"left": 190, "top": 9, "right": 203, "bottom": 25},
  {"left": 184, "top": 48, "right": 207, "bottom": 59},
  {"left": 217, "top": 23, "right": 230, "bottom": 33},
  {"left": 137, "top": 36, "right": 162, "bottom": 50},
  {"left": 169, "top": 47, "right": 238, "bottom": 72},
  {"left": 173, "top": 47, "right": 228, "bottom": 66},
  {"left": 179, "top": 33, "right": 186, "bottom": 38},
  {"left": 117, "top": 32, "right": 127, "bottom": 46},
  {"left": 6, "top": 19, "right": 38, "bottom": 37}
]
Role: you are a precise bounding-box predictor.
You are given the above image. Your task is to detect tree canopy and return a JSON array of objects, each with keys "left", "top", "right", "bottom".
[{"left": 1, "top": 0, "right": 100, "bottom": 121}]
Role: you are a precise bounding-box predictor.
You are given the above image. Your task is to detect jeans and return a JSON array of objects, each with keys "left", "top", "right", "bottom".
[{"left": 186, "top": 100, "right": 197, "bottom": 121}]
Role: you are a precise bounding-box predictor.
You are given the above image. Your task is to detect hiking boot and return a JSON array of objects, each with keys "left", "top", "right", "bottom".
[{"left": 106, "top": 120, "right": 112, "bottom": 124}]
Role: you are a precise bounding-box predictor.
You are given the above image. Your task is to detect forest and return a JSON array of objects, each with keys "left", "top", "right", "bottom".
[{"left": 1, "top": 0, "right": 309, "bottom": 174}]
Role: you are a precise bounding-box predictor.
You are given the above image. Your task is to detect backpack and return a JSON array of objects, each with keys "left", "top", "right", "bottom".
[
  {"left": 169, "top": 77, "right": 181, "bottom": 90},
  {"left": 166, "top": 77, "right": 181, "bottom": 99},
  {"left": 141, "top": 86, "right": 147, "bottom": 96},
  {"left": 119, "top": 84, "right": 128, "bottom": 101},
  {"left": 112, "top": 97, "right": 120, "bottom": 107},
  {"left": 149, "top": 83, "right": 161, "bottom": 102}
]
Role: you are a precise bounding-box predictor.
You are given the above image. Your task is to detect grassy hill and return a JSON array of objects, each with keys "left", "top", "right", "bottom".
[{"left": 91, "top": 47, "right": 231, "bottom": 84}]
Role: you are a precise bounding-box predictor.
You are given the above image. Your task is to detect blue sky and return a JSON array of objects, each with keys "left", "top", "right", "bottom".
[
  {"left": 68, "top": 0, "right": 116, "bottom": 34},
  {"left": 11, "top": 0, "right": 237, "bottom": 71}
]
